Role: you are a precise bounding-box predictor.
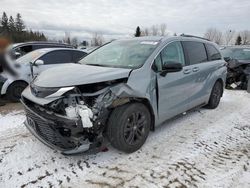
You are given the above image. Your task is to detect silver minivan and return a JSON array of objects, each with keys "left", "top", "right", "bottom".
[{"left": 21, "top": 36, "right": 227, "bottom": 154}]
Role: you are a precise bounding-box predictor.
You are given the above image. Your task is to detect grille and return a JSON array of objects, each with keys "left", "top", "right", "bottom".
[{"left": 25, "top": 106, "right": 76, "bottom": 150}]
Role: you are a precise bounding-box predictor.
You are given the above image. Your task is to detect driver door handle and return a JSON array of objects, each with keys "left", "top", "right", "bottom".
[
  {"left": 193, "top": 67, "right": 199, "bottom": 72},
  {"left": 183, "top": 69, "right": 191, "bottom": 74}
]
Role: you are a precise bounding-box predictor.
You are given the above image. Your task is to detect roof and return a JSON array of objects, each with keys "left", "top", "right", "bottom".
[
  {"left": 11, "top": 41, "right": 74, "bottom": 48},
  {"left": 116, "top": 35, "right": 213, "bottom": 44},
  {"left": 33, "top": 48, "right": 84, "bottom": 53}
]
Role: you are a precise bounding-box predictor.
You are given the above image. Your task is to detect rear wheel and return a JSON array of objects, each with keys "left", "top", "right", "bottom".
[
  {"left": 107, "top": 103, "right": 151, "bottom": 153},
  {"left": 7, "top": 81, "right": 28, "bottom": 102},
  {"left": 206, "top": 81, "right": 223, "bottom": 109}
]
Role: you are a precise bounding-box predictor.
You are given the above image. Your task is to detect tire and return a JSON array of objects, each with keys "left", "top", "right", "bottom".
[
  {"left": 7, "top": 81, "right": 28, "bottom": 102},
  {"left": 107, "top": 103, "right": 151, "bottom": 153},
  {"left": 206, "top": 81, "right": 223, "bottom": 109}
]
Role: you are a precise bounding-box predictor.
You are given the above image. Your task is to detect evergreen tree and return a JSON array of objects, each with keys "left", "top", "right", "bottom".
[
  {"left": 8, "top": 16, "right": 15, "bottom": 32},
  {"left": 235, "top": 35, "right": 242, "bottom": 45},
  {"left": 1, "top": 12, "right": 9, "bottom": 33},
  {"left": 15, "top": 13, "right": 25, "bottom": 32},
  {"left": 0, "top": 12, "right": 47, "bottom": 42},
  {"left": 135, "top": 26, "right": 141, "bottom": 37}
]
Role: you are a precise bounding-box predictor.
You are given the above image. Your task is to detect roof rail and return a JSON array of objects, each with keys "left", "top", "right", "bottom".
[{"left": 180, "top": 34, "right": 210, "bottom": 41}]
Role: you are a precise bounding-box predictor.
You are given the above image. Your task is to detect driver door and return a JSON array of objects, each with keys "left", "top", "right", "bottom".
[{"left": 155, "top": 41, "right": 193, "bottom": 123}]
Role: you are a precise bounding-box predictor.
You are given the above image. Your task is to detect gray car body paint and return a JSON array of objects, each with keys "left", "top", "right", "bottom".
[{"left": 22, "top": 36, "right": 227, "bottom": 127}]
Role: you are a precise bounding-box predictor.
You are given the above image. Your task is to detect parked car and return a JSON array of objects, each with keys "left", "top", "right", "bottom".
[
  {"left": 21, "top": 36, "right": 227, "bottom": 155},
  {"left": 6, "top": 41, "right": 74, "bottom": 60},
  {"left": 221, "top": 46, "right": 250, "bottom": 89},
  {"left": 0, "top": 41, "right": 74, "bottom": 74},
  {"left": 0, "top": 48, "right": 87, "bottom": 101}
]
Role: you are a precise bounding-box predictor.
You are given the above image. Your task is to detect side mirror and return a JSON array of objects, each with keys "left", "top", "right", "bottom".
[
  {"left": 224, "top": 57, "right": 231, "bottom": 62},
  {"left": 33, "top": 60, "right": 44, "bottom": 66},
  {"left": 160, "top": 62, "right": 183, "bottom": 76},
  {"left": 15, "top": 52, "right": 21, "bottom": 59}
]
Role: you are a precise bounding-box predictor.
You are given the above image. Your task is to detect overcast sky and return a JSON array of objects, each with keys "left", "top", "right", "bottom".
[{"left": 1, "top": 0, "right": 250, "bottom": 41}]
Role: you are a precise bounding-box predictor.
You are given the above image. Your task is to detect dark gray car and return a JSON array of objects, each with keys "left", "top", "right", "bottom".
[
  {"left": 21, "top": 36, "right": 227, "bottom": 154},
  {"left": 221, "top": 46, "right": 250, "bottom": 89}
]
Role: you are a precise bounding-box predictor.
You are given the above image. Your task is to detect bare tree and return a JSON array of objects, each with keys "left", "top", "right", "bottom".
[
  {"left": 224, "top": 30, "right": 235, "bottom": 45},
  {"left": 214, "top": 31, "right": 223, "bottom": 45},
  {"left": 91, "top": 32, "right": 104, "bottom": 46},
  {"left": 64, "top": 31, "right": 71, "bottom": 44},
  {"left": 151, "top": 25, "right": 159, "bottom": 36},
  {"left": 144, "top": 28, "right": 149, "bottom": 36},
  {"left": 160, "top": 23, "right": 167, "bottom": 36},
  {"left": 204, "top": 28, "right": 223, "bottom": 44},
  {"left": 240, "top": 30, "right": 250, "bottom": 45},
  {"left": 204, "top": 28, "right": 217, "bottom": 41},
  {"left": 71, "top": 37, "right": 78, "bottom": 47}
]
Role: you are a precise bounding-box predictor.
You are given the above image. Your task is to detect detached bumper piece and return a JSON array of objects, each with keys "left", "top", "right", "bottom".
[{"left": 21, "top": 99, "right": 96, "bottom": 154}]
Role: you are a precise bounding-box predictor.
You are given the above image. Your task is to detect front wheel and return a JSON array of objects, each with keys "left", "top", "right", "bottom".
[
  {"left": 206, "top": 81, "right": 223, "bottom": 109},
  {"left": 107, "top": 103, "right": 151, "bottom": 153}
]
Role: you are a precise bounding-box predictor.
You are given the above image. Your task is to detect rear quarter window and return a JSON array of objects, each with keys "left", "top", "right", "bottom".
[
  {"left": 182, "top": 41, "right": 208, "bottom": 65},
  {"left": 206, "top": 44, "right": 222, "bottom": 61}
]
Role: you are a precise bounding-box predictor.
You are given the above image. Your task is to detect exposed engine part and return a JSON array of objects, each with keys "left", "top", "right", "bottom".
[
  {"left": 65, "top": 103, "right": 93, "bottom": 128},
  {"left": 226, "top": 59, "right": 250, "bottom": 90}
]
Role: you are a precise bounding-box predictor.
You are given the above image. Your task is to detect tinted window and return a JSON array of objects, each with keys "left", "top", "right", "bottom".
[
  {"left": 39, "top": 50, "right": 72, "bottom": 64},
  {"left": 183, "top": 41, "right": 208, "bottom": 65},
  {"left": 206, "top": 44, "right": 221, "bottom": 61},
  {"left": 154, "top": 41, "right": 185, "bottom": 71},
  {"left": 72, "top": 51, "right": 86, "bottom": 62}
]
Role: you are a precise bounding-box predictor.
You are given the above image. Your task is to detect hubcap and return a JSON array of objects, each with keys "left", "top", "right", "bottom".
[{"left": 124, "top": 112, "right": 147, "bottom": 145}]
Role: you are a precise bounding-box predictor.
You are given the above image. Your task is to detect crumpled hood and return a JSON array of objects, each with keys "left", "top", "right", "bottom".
[{"left": 34, "top": 64, "right": 132, "bottom": 88}]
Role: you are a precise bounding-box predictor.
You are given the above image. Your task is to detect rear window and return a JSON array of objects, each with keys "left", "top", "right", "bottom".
[
  {"left": 39, "top": 50, "right": 72, "bottom": 64},
  {"left": 182, "top": 41, "right": 208, "bottom": 65},
  {"left": 206, "top": 44, "right": 222, "bottom": 61},
  {"left": 221, "top": 48, "right": 250, "bottom": 60}
]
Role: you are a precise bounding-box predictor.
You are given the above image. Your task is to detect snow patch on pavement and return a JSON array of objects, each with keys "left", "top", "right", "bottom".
[
  {"left": 0, "top": 90, "right": 250, "bottom": 188},
  {"left": 0, "top": 110, "right": 25, "bottom": 132}
]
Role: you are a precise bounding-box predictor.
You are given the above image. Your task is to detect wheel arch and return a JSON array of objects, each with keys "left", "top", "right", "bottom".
[
  {"left": 6, "top": 79, "right": 29, "bottom": 95},
  {"left": 109, "top": 97, "right": 156, "bottom": 131}
]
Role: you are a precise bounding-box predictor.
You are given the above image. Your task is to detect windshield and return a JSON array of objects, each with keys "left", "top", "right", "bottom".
[
  {"left": 221, "top": 47, "right": 250, "bottom": 60},
  {"left": 16, "top": 50, "right": 45, "bottom": 64},
  {"left": 79, "top": 40, "right": 159, "bottom": 69}
]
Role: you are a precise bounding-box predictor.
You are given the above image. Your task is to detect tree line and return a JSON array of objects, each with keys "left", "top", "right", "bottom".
[
  {"left": 0, "top": 12, "right": 47, "bottom": 43},
  {"left": 134, "top": 23, "right": 170, "bottom": 37},
  {"left": 134, "top": 25, "right": 250, "bottom": 46},
  {"left": 203, "top": 28, "right": 250, "bottom": 45}
]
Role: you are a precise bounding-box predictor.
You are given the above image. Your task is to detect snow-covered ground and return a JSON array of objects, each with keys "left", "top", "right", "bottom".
[{"left": 0, "top": 90, "right": 250, "bottom": 188}]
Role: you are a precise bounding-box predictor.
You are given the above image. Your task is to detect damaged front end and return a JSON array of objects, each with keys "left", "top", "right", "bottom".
[
  {"left": 21, "top": 78, "right": 130, "bottom": 155},
  {"left": 226, "top": 59, "right": 250, "bottom": 90}
]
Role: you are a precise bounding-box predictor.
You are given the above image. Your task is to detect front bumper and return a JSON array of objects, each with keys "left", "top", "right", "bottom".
[{"left": 21, "top": 99, "right": 93, "bottom": 154}]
